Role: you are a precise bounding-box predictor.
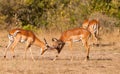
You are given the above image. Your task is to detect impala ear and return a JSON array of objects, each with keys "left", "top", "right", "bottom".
[{"left": 52, "top": 38, "right": 58, "bottom": 42}]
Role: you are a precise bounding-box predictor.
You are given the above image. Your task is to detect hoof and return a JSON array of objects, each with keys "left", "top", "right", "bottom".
[
  {"left": 87, "top": 56, "right": 89, "bottom": 60},
  {"left": 4, "top": 56, "right": 6, "bottom": 58},
  {"left": 70, "top": 56, "right": 73, "bottom": 61},
  {"left": 84, "top": 57, "right": 89, "bottom": 62},
  {"left": 70, "top": 59, "right": 73, "bottom": 61},
  {"left": 13, "top": 56, "right": 15, "bottom": 58},
  {"left": 53, "top": 58, "right": 56, "bottom": 61},
  {"left": 93, "top": 43, "right": 100, "bottom": 47},
  {"left": 96, "top": 44, "right": 100, "bottom": 47}
]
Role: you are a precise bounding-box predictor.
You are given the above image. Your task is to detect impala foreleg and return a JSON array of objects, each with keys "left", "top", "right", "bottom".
[
  {"left": 91, "top": 32, "right": 98, "bottom": 45},
  {"left": 53, "top": 48, "right": 63, "bottom": 61},
  {"left": 96, "top": 25, "right": 99, "bottom": 36},
  {"left": 68, "top": 41, "right": 73, "bottom": 61},
  {"left": 53, "top": 54, "right": 58, "bottom": 61},
  {"left": 24, "top": 42, "right": 31, "bottom": 59},
  {"left": 82, "top": 39, "right": 90, "bottom": 60},
  {"left": 29, "top": 47, "right": 35, "bottom": 62},
  {"left": 25, "top": 41, "right": 35, "bottom": 61}
]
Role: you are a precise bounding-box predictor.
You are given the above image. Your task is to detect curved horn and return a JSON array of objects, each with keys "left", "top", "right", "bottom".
[
  {"left": 44, "top": 38, "right": 48, "bottom": 46},
  {"left": 52, "top": 38, "right": 58, "bottom": 42},
  {"left": 44, "top": 38, "right": 54, "bottom": 49}
]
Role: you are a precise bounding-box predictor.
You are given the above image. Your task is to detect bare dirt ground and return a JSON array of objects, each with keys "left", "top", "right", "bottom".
[{"left": 0, "top": 30, "right": 120, "bottom": 74}]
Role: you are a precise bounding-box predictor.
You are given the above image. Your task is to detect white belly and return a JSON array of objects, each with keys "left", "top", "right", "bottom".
[
  {"left": 20, "top": 39, "right": 26, "bottom": 43},
  {"left": 19, "top": 36, "right": 27, "bottom": 43},
  {"left": 69, "top": 35, "right": 83, "bottom": 42}
]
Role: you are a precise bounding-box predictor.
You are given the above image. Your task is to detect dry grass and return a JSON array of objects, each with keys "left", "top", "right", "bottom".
[{"left": 0, "top": 30, "right": 120, "bottom": 74}]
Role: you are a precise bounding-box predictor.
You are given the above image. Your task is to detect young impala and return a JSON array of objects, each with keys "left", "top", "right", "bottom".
[
  {"left": 4, "top": 28, "right": 51, "bottom": 61},
  {"left": 82, "top": 19, "right": 100, "bottom": 44},
  {"left": 51, "top": 27, "right": 91, "bottom": 61}
]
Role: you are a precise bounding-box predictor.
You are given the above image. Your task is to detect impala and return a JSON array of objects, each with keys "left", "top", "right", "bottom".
[
  {"left": 4, "top": 28, "right": 51, "bottom": 61},
  {"left": 51, "top": 27, "right": 91, "bottom": 61},
  {"left": 82, "top": 19, "right": 100, "bottom": 44},
  {"left": 82, "top": 19, "right": 89, "bottom": 29}
]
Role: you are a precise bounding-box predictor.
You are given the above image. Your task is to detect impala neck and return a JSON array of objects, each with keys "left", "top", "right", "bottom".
[
  {"left": 59, "top": 36, "right": 66, "bottom": 43},
  {"left": 34, "top": 37, "right": 45, "bottom": 48}
]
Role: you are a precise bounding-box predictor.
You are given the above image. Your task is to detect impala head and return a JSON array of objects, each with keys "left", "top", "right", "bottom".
[
  {"left": 40, "top": 38, "right": 53, "bottom": 55},
  {"left": 52, "top": 38, "right": 65, "bottom": 53}
]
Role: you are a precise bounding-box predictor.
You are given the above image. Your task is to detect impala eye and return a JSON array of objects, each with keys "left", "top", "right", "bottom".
[{"left": 58, "top": 43, "right": 61, "bottom": 46}]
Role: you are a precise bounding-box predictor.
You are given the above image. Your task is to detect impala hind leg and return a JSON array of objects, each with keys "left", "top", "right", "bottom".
[
  {"left": 10, "top": 39, "right": 19, "bottom": 58},
  {"left": 4, "top": 40, "right": 13, "bottom": 58},
  {"left": 93, "top": 32, "right": 99, "bottom": 46}
]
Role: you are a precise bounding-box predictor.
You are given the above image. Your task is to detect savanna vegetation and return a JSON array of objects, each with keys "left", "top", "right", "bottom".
[
  {"left": 0, "top": 0, "right": 120, "bottom": 33},
  {"left": 0, "top": 1, "right": 120, "bottom": 74}
]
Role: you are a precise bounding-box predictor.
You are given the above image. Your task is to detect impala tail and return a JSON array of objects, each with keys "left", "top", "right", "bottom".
[
  {"left": 13, "top": 30, "right": 20, "bottom": 37},
  {"left": 8, "top": 30, "right": 20, "bottom": 42}
]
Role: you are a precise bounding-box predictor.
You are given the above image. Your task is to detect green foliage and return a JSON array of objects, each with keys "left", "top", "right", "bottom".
[
  {"left": 90, "top": 0, "right": 120, "bottom": 18},
  {"left": 25, "top": 0, "right": 34, "bottom": 5},
  {"left": 0, "top": 0, "right": 120, "bottom": 31},
  {"left": 22, "top": 24, "right": 37, "bottom": 31}
]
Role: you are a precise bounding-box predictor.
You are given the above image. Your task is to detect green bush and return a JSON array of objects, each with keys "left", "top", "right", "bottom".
[
  {"left": 22, "top": 24, "right": 37, "bottom": 31},
  {"left": 0, "top": 0, "right": 120, "bottom": 31}
]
